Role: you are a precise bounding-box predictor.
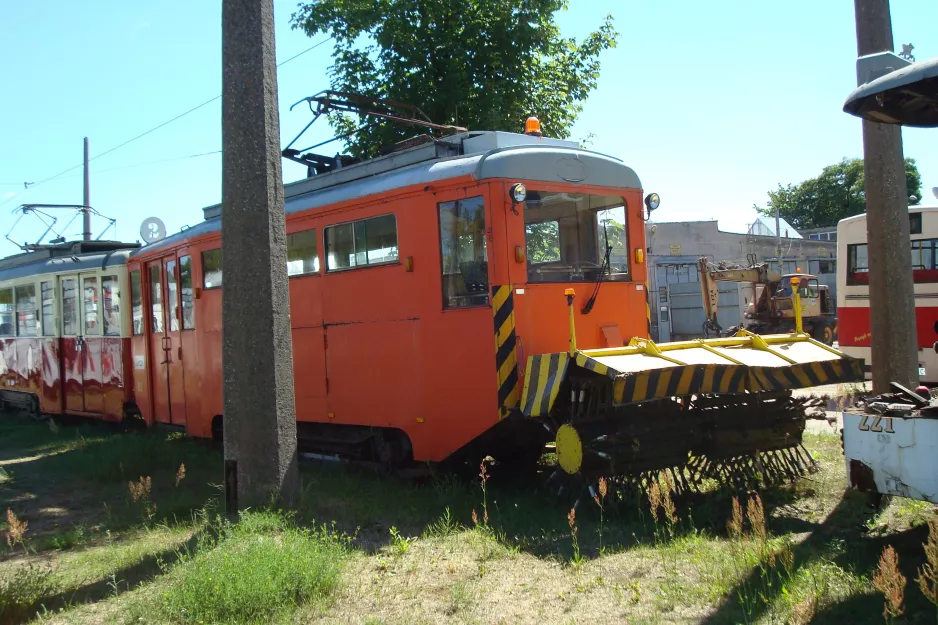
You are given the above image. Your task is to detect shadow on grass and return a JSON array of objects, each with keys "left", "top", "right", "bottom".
[
  {"left": 699, "top": 489, "right": 937, "bottom": 625},
  {"left": 0, "top": 531, "right": 205, "bottom": 625}
]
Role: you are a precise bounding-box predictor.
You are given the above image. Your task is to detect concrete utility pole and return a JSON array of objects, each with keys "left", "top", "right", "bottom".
[
  {"left": 220, "top": 0, "right": 300, "bottom": 512},
  {"left": 853, "top": 0, "right": 918, "bottom": 393},
  {"left": 82, "top": 137, "right": 91, "bottom": 241}
]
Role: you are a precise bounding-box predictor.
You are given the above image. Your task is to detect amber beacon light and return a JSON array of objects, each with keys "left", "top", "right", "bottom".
[{"left": 524, "top": 116, "right": 542, "bottom": 136}]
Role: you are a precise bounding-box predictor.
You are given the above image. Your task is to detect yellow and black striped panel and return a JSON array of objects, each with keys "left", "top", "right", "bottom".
[
  {"left": 491, "top": 285, "right": 520, "bottom": 419},
  {"left": 748, "top": 357, "right": 865, "bottom": 392},
  {"left": 574, "top": 353, "right": 618, "bottom": 379},
  {"left": 520, "top": 353, "right": 571, "bottom": 417},
  {"left": 611, "top": 364, "right": 748, "bottom": 404}
]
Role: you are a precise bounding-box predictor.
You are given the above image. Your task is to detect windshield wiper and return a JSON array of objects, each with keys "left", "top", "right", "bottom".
[{"left": 582, "top": 220, "right": 612, "bottom": 314}]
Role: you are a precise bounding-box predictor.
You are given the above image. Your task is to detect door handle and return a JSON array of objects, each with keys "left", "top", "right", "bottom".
[{"left": 177, "top": 346, "right": 182, "bottom": 360}]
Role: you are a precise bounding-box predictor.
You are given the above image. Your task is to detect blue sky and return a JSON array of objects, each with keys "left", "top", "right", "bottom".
[{"left": 2, "top": 1, "right": 935, "bottom": 257}]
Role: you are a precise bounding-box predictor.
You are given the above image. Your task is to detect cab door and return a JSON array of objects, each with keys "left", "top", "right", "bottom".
[{"left": 147, "top": 257, "right": 187, "bottom": 426}]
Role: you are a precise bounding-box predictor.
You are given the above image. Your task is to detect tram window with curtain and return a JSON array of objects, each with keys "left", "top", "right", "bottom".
[
  {"left": 41, "top": 281, "right": 54, "bottom": 336},
  {"left": 0, "top": 288, "right": 12, "bottom": 336},
  {"left": 15, "top": 284, "right": 37, "bottom": 337},
  {"left": 102, "top": 275, "right": 121, "bottom": 337},
  {"left": 83, "top": 276, "right": 100, "bottom": 336},
  {"left": 439, "top": 197, "right": 488, "bottom": 309},
  {"left": 130, "top": 270, "right": 143, "bottom": 335},
  {"left": 179, "top": 256, "right": 195, "bottom": 329},
  {"left": 202, "top": 249, "right": 222, "bottom": 288},
  {"left": 325, "top": 214, "right": 398, "bottom": 271},
  {"left": 61, "top": 278, "right": 78, "bottom": 335},
  {"left": 150, "top": 265, "right": 163, "bottom": 333}
]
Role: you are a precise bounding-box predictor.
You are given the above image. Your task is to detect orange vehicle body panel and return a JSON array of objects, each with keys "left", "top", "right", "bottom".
[{"left": 126, "top": 172, "right": 650, "bottom": 462}]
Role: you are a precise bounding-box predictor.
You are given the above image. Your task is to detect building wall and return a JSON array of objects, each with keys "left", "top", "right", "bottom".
[{"left": 645, "top": 221, "right": 838, "bottom": 342}]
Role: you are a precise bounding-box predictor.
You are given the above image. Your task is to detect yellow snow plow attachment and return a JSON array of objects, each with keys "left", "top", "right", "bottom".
[{"left": 521, "top": 331, "right": 863, "bottom": 492}]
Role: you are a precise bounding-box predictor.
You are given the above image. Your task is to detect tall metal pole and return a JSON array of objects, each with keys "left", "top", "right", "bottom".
[
  {"left": 775, "top": 205, "right": 782, "bottom": 274},
  {"left": 221, "top": 0, "right": 300, "bottom": 511},
  {"left": 82, "top": 137, "right": 91, "bottom": 241},
  {"left": 853, "top": 0, "right": 917, "bottom": 392}
]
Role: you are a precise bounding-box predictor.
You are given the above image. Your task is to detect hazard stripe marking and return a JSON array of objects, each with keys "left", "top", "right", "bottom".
[{"left": 491, "top": 285, "right": 520, "bottom": 419}]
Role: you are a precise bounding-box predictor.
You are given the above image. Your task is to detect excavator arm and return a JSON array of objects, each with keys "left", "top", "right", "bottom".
[{"left": 697, "top": 257, "right": 782, "bottom": 336}]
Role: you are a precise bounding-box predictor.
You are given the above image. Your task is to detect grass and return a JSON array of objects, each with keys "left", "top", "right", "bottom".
[{"left": 2, "top": 407, "right": 938, "bottom": 624}]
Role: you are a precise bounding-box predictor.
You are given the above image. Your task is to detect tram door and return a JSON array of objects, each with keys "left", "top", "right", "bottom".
[
  {"left": 146, "top": 257, "right": 187, "bottom": 427},
  {"left": 60, "top": 273, "right": 104, "bottom": 413}
]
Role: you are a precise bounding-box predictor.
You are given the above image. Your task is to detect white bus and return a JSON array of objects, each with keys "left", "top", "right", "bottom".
[{"left": 837, "top": 205, "right": 938, "bottom": 384}]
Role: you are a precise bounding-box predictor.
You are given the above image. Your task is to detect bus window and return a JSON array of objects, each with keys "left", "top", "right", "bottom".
[
  {"left": 131, "top": 271, "right": 144, "bottom": 335},
  {"left": 523, "top": 192, "right": 629, "bottom": 283},
  {"left": 0, "top": 288, "right": 12, "bottom": 336},
  {"left": 41, "top": 281, "right": 54, "bottom": 336},
  {"left": 439, "top": 196, "right": 488, "bottom": 309},
  {"left": 102, "top": 275, "right": 121, "bottom": 337},
  {"left": 15, "top": 284, "right": 37, "bottom": 337},
  {"left": 847, "top": 243, "right": 869, "bottom": 285},
  {"left": 911, "top": 239, "right": 938, "bottom": 283}
]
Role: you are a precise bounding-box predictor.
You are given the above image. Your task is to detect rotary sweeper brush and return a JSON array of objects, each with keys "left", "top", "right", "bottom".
[{"left": 519, "top": 291, "right": 863, "bottom": 505}]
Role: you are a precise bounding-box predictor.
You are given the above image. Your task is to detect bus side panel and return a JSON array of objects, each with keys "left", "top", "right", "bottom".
[{"left": 840, "top": 304, "right": 938, "bottom": 350}]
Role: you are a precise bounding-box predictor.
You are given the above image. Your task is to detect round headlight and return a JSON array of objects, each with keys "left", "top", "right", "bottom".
[
  {"left": 644, "top": 193, "right": 660, "bottom": 211},
  {"left": 510, "top": 183, "right": 527, "bottom": 204}
]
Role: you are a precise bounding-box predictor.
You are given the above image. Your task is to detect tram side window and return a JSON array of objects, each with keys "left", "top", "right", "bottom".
[
  {"left": 102, "top": 275, "right": 121, "bottom": 337},
  {"left": 846, "top": 243, "right": 868, "bottom": 285},
  {"left": 150, "top": 265, "right": 163, "bottom": 333},
  {"left": 287, "top": 229, "right": 319, "bottom": 276},
  {"left": 62, "top": 278, "right": 78, "bottom": 335},
  {"left": 15, "top": 284, "right": 37, "bottom": 337},
  {"left": 203, "top": 249, "right": 222, "bottom": 288},
  {"left": 179, "top": 256, "right": 195, "bottom": 329},
  {"left": 0, "top": 288, "right": 12, "bottom": 337},
  {"left": 325, "top": 214, "right": 398, "bottom": 271},
  {"left": 439, "top": 197, "right": 488, "bottom": 308},
  {"left": 130, "top": 271, "right": 143, "bottom": 335},
  {"left": 41, "top": 281, "right": 54, "bottom": 336}
]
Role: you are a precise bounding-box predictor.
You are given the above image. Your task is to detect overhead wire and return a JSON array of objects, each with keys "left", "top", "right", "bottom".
[{"left": 16, "top": 36, "right": 332, "bottom": 194}]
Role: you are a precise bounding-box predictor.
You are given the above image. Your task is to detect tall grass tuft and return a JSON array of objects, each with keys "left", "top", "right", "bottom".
[
  {"left": 150, "top": 510, "right": 348, "bottom": 624},
  {"left": 871, "top": 545, "right": 905, "bottom": 623},
  {"left": 917, "top": 517, "right": 938, "bottom": 619},
  {"left": 746, "top": 494, "right": 767, "bottom": 544},
  {"left": 0, "top": 563, "right": 57, "bottom": 623},
  {"left": 727, "top": 496, "right": 743, "bottom": 539},
  {"left": 5, "top": 508, "right": 27, "bottom": 550}
]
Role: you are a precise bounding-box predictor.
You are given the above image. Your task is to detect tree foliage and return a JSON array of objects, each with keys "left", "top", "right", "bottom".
[
  {"left": 755, "top": 158, "right": 922, "bottom": 230},
  {"left": 291, "top": 0, "right": 617, "bottom": 157}
]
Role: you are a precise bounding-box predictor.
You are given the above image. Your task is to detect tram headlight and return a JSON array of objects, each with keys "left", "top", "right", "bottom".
[
  {"left": 644, "top": 193, "right": 660, "bottom": 211},
  {"left": 509, "top": 183, "right": 527, "bottom": 204}
]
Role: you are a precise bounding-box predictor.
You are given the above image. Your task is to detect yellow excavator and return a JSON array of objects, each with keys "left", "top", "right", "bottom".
[{"left": 698, "top": 257, "right": 838, "bottom": 345}]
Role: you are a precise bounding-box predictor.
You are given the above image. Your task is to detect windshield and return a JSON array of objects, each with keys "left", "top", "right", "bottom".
[{"left": 523, "top": 192, "right": 629, "bottom": 283}]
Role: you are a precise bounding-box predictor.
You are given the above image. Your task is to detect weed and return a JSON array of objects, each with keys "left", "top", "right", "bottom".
[
  {"left": 871, "top": 545, "right": 905, "bottom": 623},
  {"left": 478, "top": 456, "right": 494, "bottom": 526},
  {"left": 917, "top": 517, "right": 938, "bottom": 620},
  {"left": 175, "top": 462, "right": 186, "bottom": 487},
  {"left": 593, "top": 476, "right": 608, "bottom": 557},
  {"left": 128, "top": 475, "right": 157, "bottom": 523},
  {"left": 746, "top": 493, "right": 767, "bottom": 544},
  {"left": 648, "top": 480, "right": 662, "bottom": 525},
  {"left": 727, "top": 496, "right": 744, "bottom": 539},
  {"left": 0, "top": 563, "right": 57, "bottom": 623},
  {"left": 388, "top": 526, "right": 415, "bottom": 556},
  {"left": 423, "top": 507, "right": 461, "bottom": 539},
  {"left": 145, "top": 510, "right": 347, "bottom": 624},
  {"left": 567, "top": 507, "right": 583, "bottom": 569},
  {"left": 5, "top": 508, "right": 27, "bottom": 550},
  {"left": 445, "top": 581, "right": 471, "bottom": 616}
]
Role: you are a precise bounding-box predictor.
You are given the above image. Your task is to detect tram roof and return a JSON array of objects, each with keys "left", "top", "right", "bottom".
[
  {"left": 138, "top": 132, "right": 643, "bottom": 256},
  {"left": 0, "top": 241, "right": 137, "bottom": 283}
]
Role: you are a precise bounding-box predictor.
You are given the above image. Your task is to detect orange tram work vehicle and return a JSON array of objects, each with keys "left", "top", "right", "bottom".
[{"left": 0, "top": 128, "right": 863, "bottom": 494}]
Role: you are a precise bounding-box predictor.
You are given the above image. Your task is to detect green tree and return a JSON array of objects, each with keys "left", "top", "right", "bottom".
[
  {"left": 755, "top": 158, "right": 922, "bottom": 230},
  {"left": 291, "top": 0, "right": 617, "bottom": 157}
]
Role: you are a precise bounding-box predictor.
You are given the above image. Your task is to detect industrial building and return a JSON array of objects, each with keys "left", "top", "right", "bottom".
[{"left": 645, "top": 219, "right": 838, "bottom": 342}]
